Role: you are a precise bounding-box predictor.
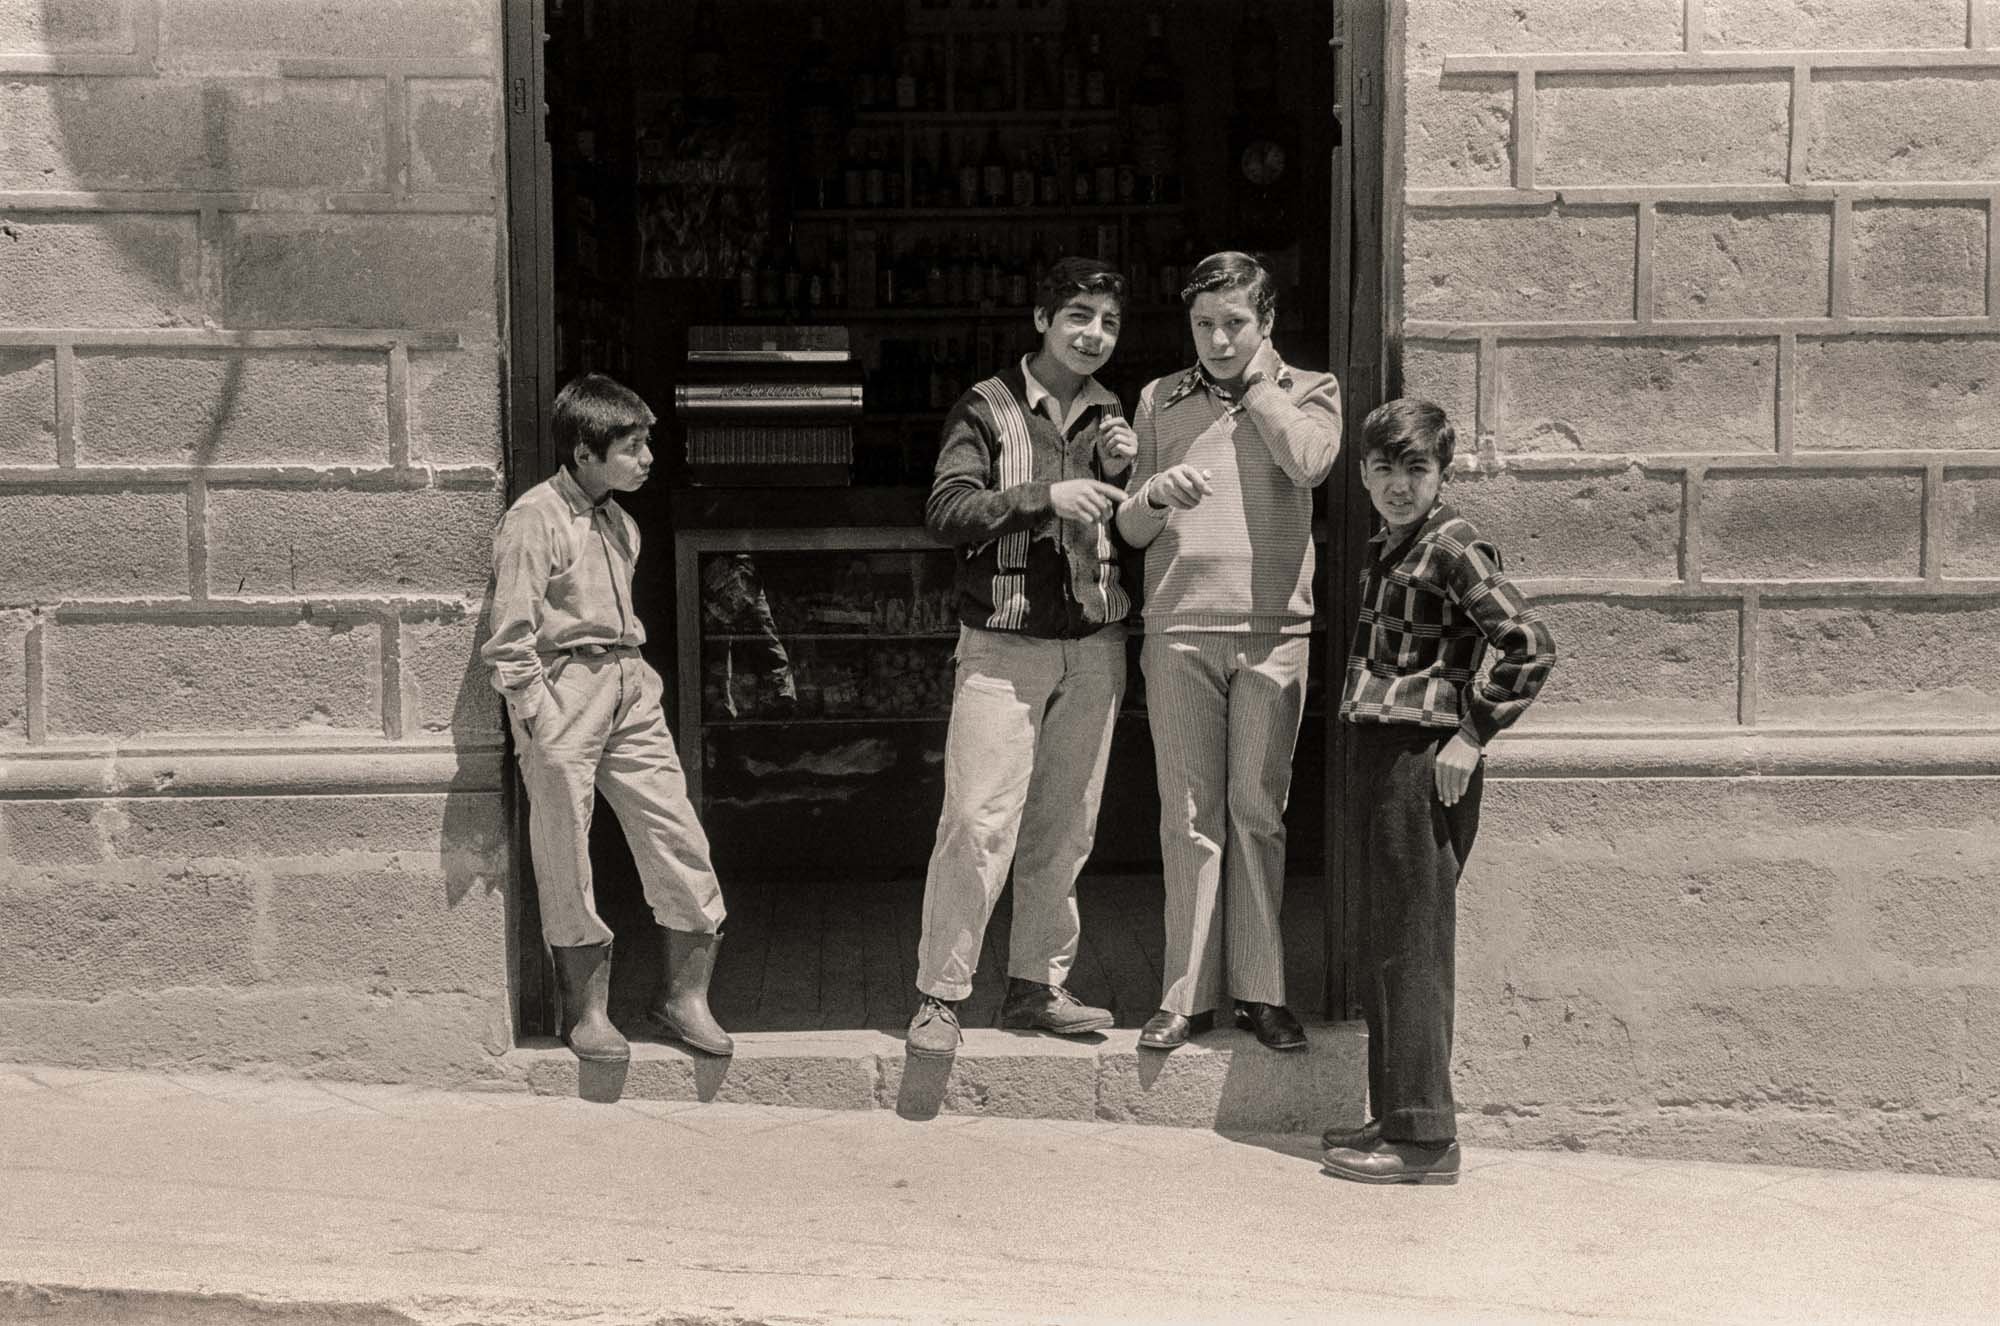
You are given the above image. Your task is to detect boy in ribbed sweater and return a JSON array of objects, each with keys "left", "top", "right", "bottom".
[
  {"left": 905, "top": 257, "right": 1139, "bottom": 1059},
  {"left": 1112, "top": 251, "right": 1342, "bottom": 1053}
]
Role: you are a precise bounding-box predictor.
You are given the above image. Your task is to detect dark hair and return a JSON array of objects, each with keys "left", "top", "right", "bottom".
[
  {"left": 553, "top": 372, "right": 655, "bottom": 469},
  {"left": 1034, "top": 256, "right": 1126, "bottom": 323},
  {"left": 1180, "top": 250, "right": 1277, "bottom": 321},
  {"left": 1361, "top": 397, "right": 1458, "bottom": 470}
]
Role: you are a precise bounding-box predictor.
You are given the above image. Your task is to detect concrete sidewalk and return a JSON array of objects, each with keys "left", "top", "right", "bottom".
[{"left": 2, "top": 1063, "right": 1995, "bottom": 1326}]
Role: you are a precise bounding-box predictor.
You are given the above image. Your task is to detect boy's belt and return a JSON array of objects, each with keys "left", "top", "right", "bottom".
[{"left": 557, "top": 643, "right": 638, "bottom": 658}]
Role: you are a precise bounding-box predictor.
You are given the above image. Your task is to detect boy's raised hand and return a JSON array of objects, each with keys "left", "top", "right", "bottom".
[
  {"left": 1096, "top": 415, "right": 1138, "bottom": 474},
  {"left": 1145, "top": 463, "right": 1213, "bottom": 511},
  {"left": 1434, "top": 731, "right": 1483, "bottom": 806},
  {"left": 1049, "top": 477, "right": 1130, "bottom": 523},
  {"left": 1246, "top": 337, "right": 1284, "bottom": 386}
]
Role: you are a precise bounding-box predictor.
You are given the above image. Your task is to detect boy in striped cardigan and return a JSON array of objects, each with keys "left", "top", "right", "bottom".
[
  {"left": 1113, "top": 251, "right": 1343, "bottom": 1053},
  {"left": 905, "top": 257, "right": 1139, "bottom": 1058}
]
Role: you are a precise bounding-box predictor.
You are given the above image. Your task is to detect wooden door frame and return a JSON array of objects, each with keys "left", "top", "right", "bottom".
[
  {"left": 1324, "top": 0, "right": 1399, "bottom": 1020},
  {"left": 503, "top": 0, "right": 559, "bottom": 1037},
  {"left": 501, "top": 0, "right": 1399, "bottom": 1032}
]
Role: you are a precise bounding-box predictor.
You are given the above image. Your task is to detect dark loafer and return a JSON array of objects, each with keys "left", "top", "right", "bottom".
[
  {"left": 1321, "top": 1138, "right": 1462, "bottom": 1186},
  {"left": 1234, "top": 1000, "right": 1308, "bottom": 1051},
  {"left": 1320, "top": 1117, "right": 1383, "bottom": 1151},
  {"left": 1137, "top": 1008, "right": 1214, "bottom": 1050}
]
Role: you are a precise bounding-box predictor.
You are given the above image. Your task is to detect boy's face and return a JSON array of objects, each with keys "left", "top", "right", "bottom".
[
  {"left": 575, "top": 426, "right": 653, "bottom": 494},
  {"left": 1033, "top": 290, "right": 1122, "bottom": 379},
  {"left": 1361, "top": 444, "right": 1445, "bottom": 536},
  {"left": 1189, "top": 288, "right": 1272, "bottom": 384}
]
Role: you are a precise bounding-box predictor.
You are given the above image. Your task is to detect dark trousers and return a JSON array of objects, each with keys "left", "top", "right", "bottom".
[{"left": 1353, "top": 723, "right": 1483, "bottom": 1144}]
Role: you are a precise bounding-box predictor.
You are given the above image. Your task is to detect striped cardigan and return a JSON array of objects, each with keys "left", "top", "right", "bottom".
[{"left": 925, "top": 362, "right": 1132, "bottom": 639}]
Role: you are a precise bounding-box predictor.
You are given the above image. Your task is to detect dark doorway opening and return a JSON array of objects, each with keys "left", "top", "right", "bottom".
[{"left": 503, "top": 0, "right": 1386, "bottom": 1036}]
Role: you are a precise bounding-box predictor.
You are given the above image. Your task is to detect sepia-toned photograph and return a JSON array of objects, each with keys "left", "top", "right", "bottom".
[{"left": 1, "top": 0, "right": 1996, "bottom": 1321}]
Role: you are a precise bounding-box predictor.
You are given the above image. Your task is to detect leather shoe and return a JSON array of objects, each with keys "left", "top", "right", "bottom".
[
  {"left": 1000, "top": 978, "right": 1113, "bottom": 1036},
  {"left": 1321, "top": 1138, "right": 1462, "bottom": 1186},
  {"left": 905, "top": 995, "right": 961, "bottom": 1058},
  {"left": 1320, "top": 1117, "right": 1383, "bottom": 1151},
  {"left": 1137, "top": 1008, "right": 1214, "bottom": 1050},
  {"left": 1233, "top": 1000, "right": 1308, "bottom": 1051}
]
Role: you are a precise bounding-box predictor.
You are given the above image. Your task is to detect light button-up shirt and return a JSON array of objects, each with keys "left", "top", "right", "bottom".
[{"left": 481, "top": 467, "right": 643, "bottom": 721}]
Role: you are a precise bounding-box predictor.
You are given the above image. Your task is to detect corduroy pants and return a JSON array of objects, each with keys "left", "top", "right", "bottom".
[
  {"left": 1353, "top": 722, "right": 1484, "bottom": 1144},
  {"left": 1143, "top": 631, "right": 1309, "bottom": 1016}
]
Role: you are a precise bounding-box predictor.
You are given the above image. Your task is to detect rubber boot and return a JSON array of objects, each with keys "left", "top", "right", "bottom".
[
  {"left": 648, "top": 929, "right": 733, "bottom": 1056},
  {"left": 551, "top": 943, "right": 629, "bottom": 1063}
]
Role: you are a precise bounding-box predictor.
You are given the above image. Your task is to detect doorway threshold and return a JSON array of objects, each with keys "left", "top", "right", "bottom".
[{"left": 504, "top": 1023, "right": 1365, "bottom": 1133}]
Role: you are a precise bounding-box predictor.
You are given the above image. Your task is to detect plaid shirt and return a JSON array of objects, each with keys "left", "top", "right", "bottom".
[{"left": 1338, "top": 502, "right": 1556, "bottom": 745}]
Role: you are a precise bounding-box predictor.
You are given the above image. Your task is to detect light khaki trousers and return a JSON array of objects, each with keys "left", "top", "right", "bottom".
[
  {"left": 511, "top": 649, "right": 726, "bottom": 947},
  {"left": 915, "top": 624, "right": 1127, "bottom": 1001}
]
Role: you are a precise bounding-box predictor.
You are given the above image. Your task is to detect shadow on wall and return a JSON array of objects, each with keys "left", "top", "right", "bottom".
[{"left": 27, "top": 9, "right": 505, "bottom": 752}]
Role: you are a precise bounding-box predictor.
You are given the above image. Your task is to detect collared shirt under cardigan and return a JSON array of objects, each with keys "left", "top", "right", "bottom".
[
  {"left": 1116, "top": 353, "right": 1343, "bottom": 633},
  {"left": 1338, "top": 499, "right": 1558, "bottom": 747},
  {"left": 481, "top": 465, "right": 644, "bottom": 724},
  {"left": 926, "top": 355, "right": 1132, "bottom": 639}
]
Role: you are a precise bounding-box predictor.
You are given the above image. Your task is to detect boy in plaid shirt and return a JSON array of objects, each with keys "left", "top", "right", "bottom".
[{"left": 1320, "top": 397, "right": 1556, "bottom": 1185}]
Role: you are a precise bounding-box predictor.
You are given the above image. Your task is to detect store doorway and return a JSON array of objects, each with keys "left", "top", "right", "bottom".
[{"left": 503, "top": 0, "right": 1387, "bottom": 1037}]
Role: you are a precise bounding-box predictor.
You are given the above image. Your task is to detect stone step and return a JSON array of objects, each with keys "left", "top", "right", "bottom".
[{"left": 505, "top": 1022, "right": 1367, "bottom": 1133}]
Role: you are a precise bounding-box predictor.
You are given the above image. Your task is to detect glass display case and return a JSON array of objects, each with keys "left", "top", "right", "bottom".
[
  {"left": 675, "top": 526, "right": 962, "bottom": 877},
  {"left": 674, "top": 512, "right": 1331, "bottom": 881}
]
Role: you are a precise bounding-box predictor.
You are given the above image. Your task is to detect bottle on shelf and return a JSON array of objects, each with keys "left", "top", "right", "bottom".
[
  {"left": 791, "top": 6, "right": 843, "bottom": 210},
  {"left": 756, "top": 239, "right": 782, "bottom": 311},
  {"left": 956, "top": 131, "right": 981, "bottom": 208},
  {"left": 1091, "top": 129, "right": 1118, "bottom": 207},
  {"left": 780, "top": 224, "right": 804, "bottom": 313},
  {"left": 924, "top": 239, "right": 946, "bottom": 307},
  {"left": 864, "top": 133, "right": 887, "bottom": 209},
  {"left": 1131, "top": 10, "right": 1184, "bottom": 204},
  {"left": 945, "top": 235, "right": 967, "bottom": 306},
  {"left": 979, "top": 128, "right": 1008, "bottom": 208},
  {"left": 912, "top": 130, "right": 939, "bottom": 209},
  {"left": 966, "top": 234, "right": 987, "bottom": 306},
  {"left": 923, "top": 39, "right": 947, "bottom": 111},
  {"left": 987, "top": 36, "right": 1014, "bottom": 112},
  {"left": 1036, "top": 136, "right": 1062, "bottom": 207},
  {"left": 1059, "top": 14, "right": 1083, "bottom": 110},
  {"left": 942, "top": 335, "right": 964, "bottom": 403},
  {"left": 1005, "top": 236, "right": 1028, "bottom": 306},
  {"left": 986, "top": 244, "right": 1006, "bottom": 309},
  {"left": 1082, "top": 29, "right": 1109, "bottom": 110},
  {"left": 884, "top": 143, "right": 906, "bottom": 209},
  {"left": 894, "top": 37, "right": 920, "bottom": 111},
  {"left": 841, "top": 128, "right": 866, "bottom": 209},
  {"left": 1010, "top": 145, "right": 1035, "bottom": 210},
  {"left": 1025, "top": 33, "right": 1055, "bottom": 111}
]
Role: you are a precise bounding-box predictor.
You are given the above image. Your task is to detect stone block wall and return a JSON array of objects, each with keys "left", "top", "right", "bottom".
[
  {"left": 1402, "top": 0, "right": 2000, "bottom": 1174},
  {"left": 0, "top": 0, "right": 513, "bottom": 1084}
]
